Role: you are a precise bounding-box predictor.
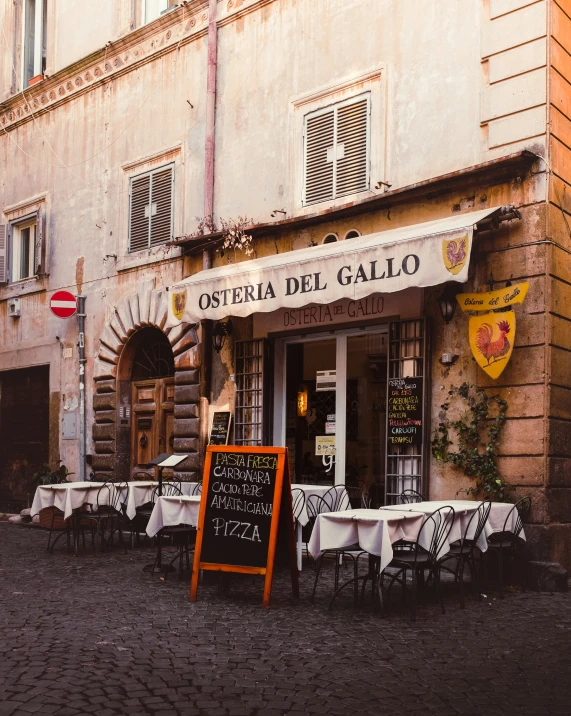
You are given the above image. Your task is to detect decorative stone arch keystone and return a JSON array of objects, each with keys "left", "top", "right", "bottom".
[{"left": 92, "top": 284, "right": 201, "bottom": 481}]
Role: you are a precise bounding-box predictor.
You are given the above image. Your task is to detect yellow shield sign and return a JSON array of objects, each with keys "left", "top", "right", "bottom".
[
  {"left": 172, "top": 290, "right": 187, "bottom": 321},
  {"left": 442, "top": 234, "right": 469, "bottom": 275},
  {"left": 469, "top": 311, "right": 515, "bottom": 379}
]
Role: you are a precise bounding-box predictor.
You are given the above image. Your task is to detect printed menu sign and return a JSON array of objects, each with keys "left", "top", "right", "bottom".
[
  {"left": 190, "top": 446, "right": 298, "bottom": 608},
  {"left": 209, "top": 411, "right": 231, "bottom": 445},
  {"left": 387, "top": 377, "right": 423, "bottom": 446}
]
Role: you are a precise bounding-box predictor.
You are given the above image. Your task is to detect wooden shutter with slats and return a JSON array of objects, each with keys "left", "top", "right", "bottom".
[
  {"left": 0, "top": 224, "right": 6, "bottom": 283},
  {"left": 336, "top": 97, "right": 369, "bottom": 198},
  {"left": 304, "top": 109, "right": 335, "bottom": 206},
  {"left": 34, "top": 205, "right": 45, "bottom": 276},
  {"left": 303, "top": 94, "right": 370, "bottom": 206},
  {"left": 150, "top": 167, "right": 174, "bottom": 247},
  {"left": 129, "top": 173, "right": 151, "bottom": 252}
]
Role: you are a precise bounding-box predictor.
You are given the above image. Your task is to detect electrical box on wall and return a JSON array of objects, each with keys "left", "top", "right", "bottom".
[
  {"left": 62, "top": 412, "right": 78, "bottom": 439},
  {"left": 8, "top": 298, "right": 21, "bottom": 317}
]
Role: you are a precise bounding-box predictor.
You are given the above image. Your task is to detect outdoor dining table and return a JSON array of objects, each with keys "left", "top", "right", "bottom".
[
  {"left": 146, "top": 495, "right": 202, "bottom": 538},
  {"left": 291, "top": 484, "right": 350, "bottom": 570},
  {"left": 120, "top": 481, "right": 201, "bottom": 520},
  {"left": 30, "top": 482, "right": 107, "bottom": 555},
  {"left": 381, "top": 499, "right": 526, "bottom": 550}
]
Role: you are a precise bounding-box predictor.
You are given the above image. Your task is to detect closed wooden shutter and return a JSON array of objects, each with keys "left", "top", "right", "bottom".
[
  {"left": 336, "top": 97, "right": 369, "bottom": 198},
  {"left": 34, "top": 205, "right": 45, "bottom": 275},
  {"left": 129, "top": 166, "right": 173, "bottom": 252},
  {"left": 150, "top": 167, "right": 174, "bottom": 247},
  {"left": 129, "top": 173, "right": 151, "bottom": 252},
  {"left": 303, "top": 94, "right": 370, "bottom": 206},
  {"left": 304, "top": 109, "right": 335, "bottom": 206},
  {"left": 0, "top": 225, "right": 6, "bottom": 283}
]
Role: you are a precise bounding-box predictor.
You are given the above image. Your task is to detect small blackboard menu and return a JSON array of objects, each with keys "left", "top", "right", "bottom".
[
  {"left": 190, "top": 446, "right": 298, "bottom": 608},
  {"left": 209, "top": 411, "right": 231, "bottom": 445},
  {"left": 387, "top": 377, "right": 423, "bottom": 446}
]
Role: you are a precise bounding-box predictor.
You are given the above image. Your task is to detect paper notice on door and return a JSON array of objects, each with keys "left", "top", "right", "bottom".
[
  {"left": 325, "top": 421, "right": 336, "bottom": 434},
  {"left": 316, "top": 370, "right": 336, "bottom": 392},
  {"left": 315, "top": 436, "right": 336, "bottom": 456}
]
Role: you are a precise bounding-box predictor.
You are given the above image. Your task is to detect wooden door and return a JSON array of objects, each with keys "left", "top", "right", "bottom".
[{"left": 131, "top": 377, "right": 175, "bottom": 474}]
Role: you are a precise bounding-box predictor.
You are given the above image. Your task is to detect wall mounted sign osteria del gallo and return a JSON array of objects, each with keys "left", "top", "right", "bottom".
[{"left": 456, "top": 283, "right": 529, "bottom": 380}]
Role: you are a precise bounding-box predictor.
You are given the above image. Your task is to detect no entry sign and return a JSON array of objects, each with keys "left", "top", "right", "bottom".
[{"left": 50, "top": 290, "right": 77, "bottom": 318}]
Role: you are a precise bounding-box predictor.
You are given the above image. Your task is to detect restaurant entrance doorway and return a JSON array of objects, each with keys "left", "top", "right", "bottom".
[{"left": 276, "top": 327, "right": 388, "bottom": 503}]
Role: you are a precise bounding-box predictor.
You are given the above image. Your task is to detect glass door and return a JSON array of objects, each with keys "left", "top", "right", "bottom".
[{"left": 277, "top": 327, "right": 388, "bottom": 495}]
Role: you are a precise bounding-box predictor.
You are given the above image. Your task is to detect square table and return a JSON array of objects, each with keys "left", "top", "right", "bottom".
[{"left": 146, "top": 495, "right": 201, "bottom": 538}]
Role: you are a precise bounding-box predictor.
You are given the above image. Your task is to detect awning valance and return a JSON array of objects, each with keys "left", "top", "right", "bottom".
[{"left": 167, "top": 207, "right": 506, "bottom": 325}]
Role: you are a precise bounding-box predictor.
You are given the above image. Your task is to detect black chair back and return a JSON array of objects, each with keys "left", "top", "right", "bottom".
[
  {"left": 291, "top": 488, "right": 305, "bottom": 523},
  {"left": 96, "top": 482, "right": 125, "bottom": 514},
  {"left": 399, "top": 489, "right": 424, "bottom": 504},
  {"left": 460, "top": 500, "right": 491, "bottom": 554},
  {"left": 191, "top": 482, "right": 203, "bottom": 496},
  {"left": 504, "top": 496, "right": 531, "bottom": 539},
  {"left": 412, "top": 506, "right": 455, "bottom": 566},
  {"left": 322, "top": 486, "right": 351, "bottom": 512},
  {"left": 152, "top": 482, "right": 183, "bottom": 501}
]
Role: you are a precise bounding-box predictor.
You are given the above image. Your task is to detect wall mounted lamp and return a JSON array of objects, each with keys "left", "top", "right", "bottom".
[
  {"left": 297, "top": 384, "right": 308, "bottom": 417},
  {"left": 437, "top": 283, "right": 459, "bottom": 324},
  {"left": 212, "top": 319, "right": 233, "bottom": 353}
]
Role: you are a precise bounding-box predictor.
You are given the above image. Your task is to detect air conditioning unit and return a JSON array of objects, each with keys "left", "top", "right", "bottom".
[{"left": 8, "top": 298, "right": 21, "bottom": 318}]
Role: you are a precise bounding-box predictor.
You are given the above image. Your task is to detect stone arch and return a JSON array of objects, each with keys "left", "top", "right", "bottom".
[{"left": 91, "top": 284, "right": 201, "bottom": 481}]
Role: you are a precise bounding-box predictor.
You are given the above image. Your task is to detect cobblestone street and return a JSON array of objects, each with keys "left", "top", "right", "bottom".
[{"left": 1, "top": 522, "right": 570, "bottom": 716}]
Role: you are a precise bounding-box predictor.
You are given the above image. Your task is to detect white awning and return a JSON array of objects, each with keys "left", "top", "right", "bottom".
[{"left": 167, "top": 207, "right": 503, "bottom": 325}]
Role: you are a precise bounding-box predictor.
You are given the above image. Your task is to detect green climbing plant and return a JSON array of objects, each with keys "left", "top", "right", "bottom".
[{"left": 431, "top": 382, "right": 512, "bottom": 502}]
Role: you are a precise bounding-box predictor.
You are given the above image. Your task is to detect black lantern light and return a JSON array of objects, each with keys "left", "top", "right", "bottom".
[
  {"left": 212, "top": 319, "right": 233, "bottom": 353},
  {"left": 437, "top": 283, "right": 459, "bottom": 324}
]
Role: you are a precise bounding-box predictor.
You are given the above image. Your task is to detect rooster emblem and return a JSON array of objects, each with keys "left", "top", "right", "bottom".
[
  {"left": 172, "top": 291, "right": 187, "bottom": 321},
  {"left": 475, "top": 319, "right": 511, "bottom": 365},
  {"left": 442, "top": 235, "right": 469, "bottom": 275}
]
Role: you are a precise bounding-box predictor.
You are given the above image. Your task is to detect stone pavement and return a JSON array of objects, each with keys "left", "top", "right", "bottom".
[{"left": 1, "top": 522, "right": 570, "bottom": 716}]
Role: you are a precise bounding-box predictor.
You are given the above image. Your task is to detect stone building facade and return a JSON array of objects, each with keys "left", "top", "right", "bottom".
[{"left": 0, "top": 0, "right": 570, "bottom": 569}]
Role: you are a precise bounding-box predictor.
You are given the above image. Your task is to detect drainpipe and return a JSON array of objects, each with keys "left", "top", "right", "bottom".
[
  {"left": 77, "top": 295, "right": 86, "bottom": 482},
  {"left": 203, "top": 0, "right": 218, "bottom": 271}
]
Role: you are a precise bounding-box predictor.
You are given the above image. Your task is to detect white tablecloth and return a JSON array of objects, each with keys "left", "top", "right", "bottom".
[
  {"left": 382, "top": 499, "right": 525, "bottom": 550},
  {"left": 31, "top": 482, "right": 106, "bottom": 521},
  {"left": 308, "top": 508, "right": 427, "bottom": 573},
  {"left": 146, "top": 496, "right": 201, "bottom": 538},
  {"left": 121, "top": 481, "right": 201, "bottom": 520},
  {"left": 291, "top": 484, "right": 350, "bottom": 526}
]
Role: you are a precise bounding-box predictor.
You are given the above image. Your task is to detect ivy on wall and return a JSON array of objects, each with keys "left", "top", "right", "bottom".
[{"left": 431, "top": 382, "right": 512, "bottom": 502}]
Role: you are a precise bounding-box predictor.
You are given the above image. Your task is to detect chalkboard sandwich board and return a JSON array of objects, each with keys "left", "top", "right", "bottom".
[
  {"left": 209, "top": 411, "right": 231, "bottom": 445},
  {"left": 190, "top": 446, "right": 299, "bottom": 608}
]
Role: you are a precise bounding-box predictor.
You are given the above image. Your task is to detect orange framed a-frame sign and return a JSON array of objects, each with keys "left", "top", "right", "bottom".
[{"left": 190, "top": 446, "right": 299, "bottom": 608}]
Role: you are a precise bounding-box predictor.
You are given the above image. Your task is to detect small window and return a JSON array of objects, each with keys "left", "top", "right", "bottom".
[
  {"left": 303, "top": 94, "right": 370, "bottom": 206},
  {"left": 322, "top": 233, "right": 338, "bottom": 244},
  {"left": 344, "top": 229, "right": 361, "bottom": 240},
  {"left": 12, "top": 221, "right": 36, "bottom": 281},
  {"left": 128, "top": 165, "right": 174, "bottom": 252},
  {"left": 22, "top": 0, "right": 47, "bottom": 87},
  {"left": 141, "top": 0, "right": 177, "bottom": 24}
]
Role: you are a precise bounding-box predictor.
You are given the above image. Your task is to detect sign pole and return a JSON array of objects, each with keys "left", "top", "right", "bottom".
[{"left": 77, "top": 295, "right": 86, "bottom": 482}]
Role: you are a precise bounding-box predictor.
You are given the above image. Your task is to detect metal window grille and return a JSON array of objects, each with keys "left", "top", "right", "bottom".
[
  {"left": 385, "top": 319, "right": 427, "bottom": 505},
  {"left": 234, "top": 339, "right": 266, "bottom": 446},
  {"left": 303, "top": 93, "right": 370, "bottom": 206},
  {"left": 128, "top": 164, "right": 174, "bottom": 252}
]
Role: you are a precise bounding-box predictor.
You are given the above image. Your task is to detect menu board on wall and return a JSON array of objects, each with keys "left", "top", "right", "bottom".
[
  {"left": 387, "top": 377, "right": 423, "bottom": 446},
  {"left": 190, "top": 446, "right": 299, "bottom": 608},
  {"left": 209, "top": 411, "right": 232, "bottom": 445}
]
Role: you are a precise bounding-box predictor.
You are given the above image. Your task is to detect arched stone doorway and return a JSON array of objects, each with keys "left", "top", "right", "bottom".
[{"left": 92, "top": 285, "right": 201, "bottom": 481}]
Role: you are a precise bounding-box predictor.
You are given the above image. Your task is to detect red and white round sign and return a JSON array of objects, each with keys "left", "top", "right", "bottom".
[{"left": 50, "top": 290, "right": 77, "bottom": 318}]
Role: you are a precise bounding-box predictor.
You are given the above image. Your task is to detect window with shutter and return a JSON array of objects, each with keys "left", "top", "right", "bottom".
[
  {"left": 0, "top": 225, "right": 7, "bottom": 283},
  {"left": 128, "top": 164, "right": 174, "bottom": 252},
  {"left": 303, "top": 94, "right": 370, "bottom": 206}
]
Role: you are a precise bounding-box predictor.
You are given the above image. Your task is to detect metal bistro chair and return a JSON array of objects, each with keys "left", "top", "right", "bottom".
[
  {"left": 384, "top": 505, "right": 455, "bottom": 622},
  {"left": 311, "top": 496, "right": 367, "bottom": 606},
  {"left": 151, "top": 483, "right": 196, "bottom": 579},
  {"left": 86, "top": 482, "right": 128, "bottom": 553},
  {"left": 399, "top": 489, "right": 424, "bottom": 504},
  {"left": 303, "top": 492, "right": 328, "bottom": 559},
  {"left": 321, "top": 486, "right": 351, "bottom": 512},
  {"left": 291, "top": 488, "right": 306, "bottom": 526},
  {"left": 46, "top": 507, "right": 96, "bottom": 553},
  {"left": 486, "top": 496, "right": 531, "bottom": 597},
  {"left": 191, "top": 482, "right": 203, "bottom": 496},
  {"left": 440, "top": 500, "right": 491, "bottom": 608}
]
